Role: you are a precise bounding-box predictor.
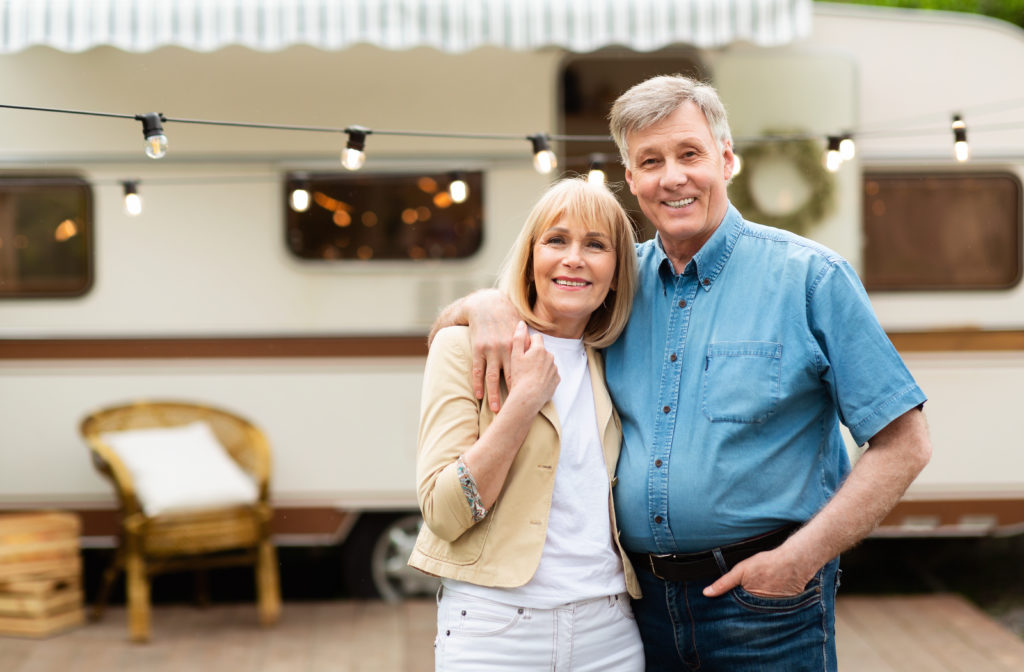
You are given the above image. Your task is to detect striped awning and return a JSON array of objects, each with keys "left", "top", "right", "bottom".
[{"left": 0, "top": 0, "right": 812, "bottom": 54}]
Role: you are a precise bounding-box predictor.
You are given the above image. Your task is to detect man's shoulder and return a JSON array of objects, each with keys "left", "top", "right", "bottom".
[{"left": 735, "top": 218, "right": 845, "bottom": 267}]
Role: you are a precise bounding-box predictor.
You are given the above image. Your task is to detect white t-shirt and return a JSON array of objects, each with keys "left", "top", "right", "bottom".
[{"left": 444, "top": 331, "right": 627, "bottom": 608}]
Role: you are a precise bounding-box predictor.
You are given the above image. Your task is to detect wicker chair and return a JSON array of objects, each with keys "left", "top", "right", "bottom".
[{"left": 80, "top": 400, "right": 281, "bottom": 642}]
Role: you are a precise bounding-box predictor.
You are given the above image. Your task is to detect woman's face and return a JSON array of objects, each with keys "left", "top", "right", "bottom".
[{"left": 531, "top": 215, "right": 617, "bottom": 339}]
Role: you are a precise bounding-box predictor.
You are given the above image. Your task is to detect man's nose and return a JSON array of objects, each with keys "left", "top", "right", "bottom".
[{"left": 661, "top": 159, "right": 688, "bottom": 188}]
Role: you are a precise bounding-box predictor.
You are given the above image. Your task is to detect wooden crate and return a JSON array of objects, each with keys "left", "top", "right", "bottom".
[{"left": 0, "top": 512, "right": 85, "bottom": 638}]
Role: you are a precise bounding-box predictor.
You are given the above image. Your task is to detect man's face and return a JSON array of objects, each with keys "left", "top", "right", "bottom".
[{"left": 624, "top": 101, "right": 734, "bottom": 260}]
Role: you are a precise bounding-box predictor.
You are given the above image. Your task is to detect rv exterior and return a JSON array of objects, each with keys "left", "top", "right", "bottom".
[{"left": 1, "top": 2, "right": 1022, "bottom": 599}]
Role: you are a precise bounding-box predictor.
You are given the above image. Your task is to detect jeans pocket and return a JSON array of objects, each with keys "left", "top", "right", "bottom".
[
  {"left": 614, "top": 594, "right": 636, "bottom": 621},
  {"left": 446, "top": 597, "right": 525, "bottom": 638},
  {"left": 702, "top": 341, "right": 782, "bottom": 423},
  {"left": 729, "top": 573, "right": 823, "bottom": 614}
]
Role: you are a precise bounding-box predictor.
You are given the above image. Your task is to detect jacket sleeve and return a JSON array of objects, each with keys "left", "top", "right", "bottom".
[{"left": 416, "top": 327, "right": 483, "bottom": 542}]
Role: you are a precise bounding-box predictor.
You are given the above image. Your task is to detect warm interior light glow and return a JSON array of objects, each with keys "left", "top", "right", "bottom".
[
  {"left": 731, "top": 154, "right": 743, "bottom": 177},
  {"left": 54, "top": 219, "right": 78, "bottom": 242}
]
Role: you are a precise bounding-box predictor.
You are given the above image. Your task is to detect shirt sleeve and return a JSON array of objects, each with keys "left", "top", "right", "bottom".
[
  {"left": 808, "top": 259, "right": 927, "bottom": 446},
  {"left": 416, "top": 327, "right": 486, "bottom": 542}
]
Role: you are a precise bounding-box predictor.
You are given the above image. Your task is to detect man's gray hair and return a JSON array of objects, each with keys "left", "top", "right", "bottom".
[{"left": 608, "top": 74, "right": 733, "bottom": 167}]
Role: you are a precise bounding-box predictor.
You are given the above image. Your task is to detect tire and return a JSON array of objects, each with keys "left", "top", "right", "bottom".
[{"left": 342, "top": 511, "right": 440, "bottom": 601}]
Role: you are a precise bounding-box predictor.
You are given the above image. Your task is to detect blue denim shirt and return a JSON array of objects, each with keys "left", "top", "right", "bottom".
[{"left": 605, "top": 205, "right": 926, "bottom": 554}]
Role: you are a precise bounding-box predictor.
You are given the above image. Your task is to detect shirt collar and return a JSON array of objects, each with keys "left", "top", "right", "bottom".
[{"left": 655, "top": 204, "right": 744, "bottom": 291}]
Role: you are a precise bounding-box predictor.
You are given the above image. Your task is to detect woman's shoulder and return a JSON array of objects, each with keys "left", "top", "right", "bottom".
[{"left": 431, "top": 325, "right": 471, "bottom": 351}]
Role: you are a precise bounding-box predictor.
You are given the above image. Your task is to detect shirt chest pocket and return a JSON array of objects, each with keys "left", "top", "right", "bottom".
[{"left": 702, "top": 341, "right": 782, "bottom": 424}]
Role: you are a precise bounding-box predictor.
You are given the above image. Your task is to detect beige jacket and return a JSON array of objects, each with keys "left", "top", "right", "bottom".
[{"left": 408, "top": 326, "right": 640, "bottom": 598}]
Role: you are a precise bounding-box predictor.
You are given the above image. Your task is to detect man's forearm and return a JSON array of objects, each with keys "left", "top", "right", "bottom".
[{"left": 428, "top": 296, "right": 472, "bottom": 347}]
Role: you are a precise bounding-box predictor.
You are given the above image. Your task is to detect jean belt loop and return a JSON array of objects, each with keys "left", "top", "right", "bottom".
[{"left": 711, "top": 548, "right": 729, "bottom": 575}]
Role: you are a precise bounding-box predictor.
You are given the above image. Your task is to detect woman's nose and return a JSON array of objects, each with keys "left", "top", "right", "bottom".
[{"left": 562, "top": 243, "right": 584, "bottom": 266}]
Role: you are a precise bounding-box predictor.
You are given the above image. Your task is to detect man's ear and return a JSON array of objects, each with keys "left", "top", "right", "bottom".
[
  {"left": 624, "top": 167, "right": 637, "bottom": 196},
  {"left": 721, "top": 141, "right": 735, "bottom": 182}
]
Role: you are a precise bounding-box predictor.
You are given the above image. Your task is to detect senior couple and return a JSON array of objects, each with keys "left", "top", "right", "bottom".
[{"left": 408, "top": 74, "right": 931, "bottom": 672}]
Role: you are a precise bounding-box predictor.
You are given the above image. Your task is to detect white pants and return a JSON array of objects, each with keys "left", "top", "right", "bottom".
[{"left": 434, "top": 587, "right": 644, "bottom": 671}]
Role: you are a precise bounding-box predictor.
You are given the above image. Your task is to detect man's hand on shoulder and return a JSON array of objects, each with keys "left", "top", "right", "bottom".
[{"left": 429, "top": 289, "right": 519, "bottom": 412}]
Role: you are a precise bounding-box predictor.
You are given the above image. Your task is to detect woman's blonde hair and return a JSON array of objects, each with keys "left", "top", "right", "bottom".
[{"left": 498, "top": 177, "right": 637, "bottom": 349}]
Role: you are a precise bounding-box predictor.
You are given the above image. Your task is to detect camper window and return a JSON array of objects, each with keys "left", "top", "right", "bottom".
[
  {"left": 863, "top": 172, "right": 1022, "bottom": 291},
  {"left": 0, "top": 176, "right": 93, "bottom": 298},
  {"left": 284, "top": 171, "right": 483, "bottom": 261}
]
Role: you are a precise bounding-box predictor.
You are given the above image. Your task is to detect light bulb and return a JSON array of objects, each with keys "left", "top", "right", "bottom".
[
  {"left": 290, "top": 188, "right": 311, "bottom": 212},
  {"left": 825, "top": 136, "right": 842, "bottom": 173},
  {"left": 123, "top": 181, "right": 142, "bottom": 216},
  {"left": 448, "top": 178, "right": 468, "bottom": 204},
  {"left": 341, "top": 147, "right": 365, "bottom": 171},
  {"left": 136, "top": 113, "right": 168, "bottom": 160},
  {"left": 343, "top": 126, "right": 369, "bottom": 171},
  {"left": 529, "top": 134, "right": 557, "bottom": 175},
  {"left": 587, "top": 154, "right": 605, "bottom": 184},
  {"left": 144, "top": 134, "right": 168, "bottom": 159},
  {"left": 952, "top": 116, "right": 968, "bottom": 162},
  {"left": 839, "top": 137, "right": 856, "bottom": 161}
]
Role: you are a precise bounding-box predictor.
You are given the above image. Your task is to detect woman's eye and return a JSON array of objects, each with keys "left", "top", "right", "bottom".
[
  {"left": 587, "top": 240, "right": 607, "bottom": 250},
  {"left": 544, "top": 236, "right": 565, "bottom": 245}
]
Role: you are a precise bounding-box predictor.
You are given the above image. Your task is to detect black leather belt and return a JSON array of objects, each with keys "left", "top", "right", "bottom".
[{"left": 627, "top": 523, "right": 800, "bottom": 582}]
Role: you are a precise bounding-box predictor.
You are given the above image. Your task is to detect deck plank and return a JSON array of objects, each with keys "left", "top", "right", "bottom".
[{"left": 1, "top": 595, "right": 1021, "bottom": 671}]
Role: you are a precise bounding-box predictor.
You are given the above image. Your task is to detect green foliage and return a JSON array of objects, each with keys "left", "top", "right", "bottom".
[{"left": 817, "top": 0, "right": 1024, "bottom": 29}]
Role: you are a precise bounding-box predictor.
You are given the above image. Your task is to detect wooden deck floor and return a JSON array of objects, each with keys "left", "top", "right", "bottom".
[{"left": 2, "top": 595, "right": 1023, "bottom": 671}]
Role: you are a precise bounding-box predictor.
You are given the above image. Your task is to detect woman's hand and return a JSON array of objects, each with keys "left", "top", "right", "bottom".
[{"left": 506, "top": 321, "right": 559, "bottom": 415}]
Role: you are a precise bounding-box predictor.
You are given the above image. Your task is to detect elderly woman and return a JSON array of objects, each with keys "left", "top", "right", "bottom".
[{"left": 409, "top": 177, "right": 642, "bottom": 671}]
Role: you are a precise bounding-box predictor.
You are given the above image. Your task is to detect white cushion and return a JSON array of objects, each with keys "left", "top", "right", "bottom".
[{"left": 100, "top": 421, "right": 259, "bottom": 516}]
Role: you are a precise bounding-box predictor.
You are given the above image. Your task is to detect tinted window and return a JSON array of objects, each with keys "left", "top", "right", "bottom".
[
  {"left": 0, "top": 176, "right": 93, "bottom": 298},
  {"left": 863, "top": 172, "right": 1022, "bottom": 291},
  {"left": 285, "top": 171, "right": 483, "bottom": 261}
]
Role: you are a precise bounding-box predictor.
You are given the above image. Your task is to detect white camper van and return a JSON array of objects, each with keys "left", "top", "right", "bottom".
[{"left": 1, "top": 1, "right": 1022, "bottom": 600}]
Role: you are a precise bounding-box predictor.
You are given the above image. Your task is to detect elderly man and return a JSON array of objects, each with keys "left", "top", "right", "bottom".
[{"left": 431, "top": 75, "right": 931, "bottom": 671}]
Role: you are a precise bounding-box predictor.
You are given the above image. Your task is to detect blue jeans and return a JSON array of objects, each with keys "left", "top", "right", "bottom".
[{"left": 632, "top": 557, "right": 840, "bottom": 672}]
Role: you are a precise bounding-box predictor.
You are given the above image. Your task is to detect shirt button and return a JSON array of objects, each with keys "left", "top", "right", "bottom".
[
  {"left": 669, "top": 353, "right": 677, "bottom": 362},
  {"left": 655, "top": 459, "right": 663, "bottom": 467},
  {"left": 678, "top": 299, "right": 686, "bottom": 308},
  {"left": 663, "top": 405, "right": 670, "bottom": 413},
  {"left": 703, "top": 278, "right": 710, "bottom": 286},
  {"left": 654, "top": 515, "right": 663, "bottom": 524}
]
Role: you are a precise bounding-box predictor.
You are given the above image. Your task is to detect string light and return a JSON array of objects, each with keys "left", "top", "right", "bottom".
[
  {"left": 587, "top": 154, "right": 606, "bottom": 185},
  {"left": 529, "top": 134, "right": 557, "bottom": 174},
  {"left": 448, "top": 172, "right": 469, "bottom": 204},
  {"left": 839, "top": 134, "right": 856, "bottom": 161},
  {"left": 122, "top": 181, "right": 142, "bottom": 215},
  {"left": 825, "top": 136, "right": 843, "bottom": 173},
  {"left": 342, "top": 126, "right": 370, "bottom": 170},
  {"left": 952, "top": 115, "right": 969, "bottom": 162},
  {"left": 135, "top": 113, "right": 167, "bottom": 159}
]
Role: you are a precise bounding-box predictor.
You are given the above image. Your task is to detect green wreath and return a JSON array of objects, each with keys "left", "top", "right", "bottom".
[{"left": 728, "top": 135, "right": 835, "bottom": 236}]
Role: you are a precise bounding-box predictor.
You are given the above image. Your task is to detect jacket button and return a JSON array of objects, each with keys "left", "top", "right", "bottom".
[
  {"left": 654, "top": 515, "right": 663, "bottom": 524},
  {"left": 663, "top": 406, "right": 670, "bottom": 413},
  {"left": 655, "top": 459, "right": 662, "bottom": 468},
  {"left": 670, "top": 353, "right": 677, "bottom": 362},
  {"left": 678, "top": 299, "right": 686, "bottom": 308}
]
